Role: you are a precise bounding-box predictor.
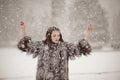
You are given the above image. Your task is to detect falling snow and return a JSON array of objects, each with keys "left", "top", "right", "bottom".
[
  {"left": 0, "top": 0, "right": 120, "bottom": 80},
  {"left": 0, "top": 0, "right": 120, "bottom": 50}
]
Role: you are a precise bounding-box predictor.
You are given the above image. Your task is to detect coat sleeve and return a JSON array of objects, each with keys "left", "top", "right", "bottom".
[
  {"left": 17, "top": 36, "right": 44, "bottom": 58},
  {"left": 66, "top": 39, "right": 92, "bottom": 60}
]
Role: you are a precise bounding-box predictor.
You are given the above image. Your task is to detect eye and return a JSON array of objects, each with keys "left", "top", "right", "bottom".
[
  {"left": 57, "top": 34, "right": 60, "bottom": 37},
  {"left": 53, "top": 35, "right": 56, "bottom": 37}
]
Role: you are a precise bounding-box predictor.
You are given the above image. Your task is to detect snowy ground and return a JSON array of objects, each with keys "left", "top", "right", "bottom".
[{"left": 0, "top": 48, "right": 120, "bottom": 80}]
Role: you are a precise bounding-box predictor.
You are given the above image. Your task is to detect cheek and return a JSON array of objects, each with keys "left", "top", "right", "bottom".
[
  {"left": 51, "top": 37, "right": 55, "bottom": 41},
  {"left": 55, "top": 36, "right": 60, "bottom": 40},
  {"left": 58, "top": 36, "right": 60, "bottom": 40}
]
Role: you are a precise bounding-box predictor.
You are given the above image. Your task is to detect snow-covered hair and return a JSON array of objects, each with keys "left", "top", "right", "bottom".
[{"left": 43, "top": 26, "right": 64, "bottom": 44}]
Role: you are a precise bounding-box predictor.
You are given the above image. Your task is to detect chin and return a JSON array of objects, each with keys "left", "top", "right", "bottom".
[
  {"left": 55, "top": 42, "right": 58, "bottom": 44},
  {"left": 53, "top": 41, "right": 59, "bottom": 44}
]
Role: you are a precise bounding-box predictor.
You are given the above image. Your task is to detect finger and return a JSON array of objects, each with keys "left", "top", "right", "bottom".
[
  {"left": 88, "top": 24, "right": 92, "bottom": 32},
  {"left": 20, "top": 21, "right": 24, "bottom": 25},
  {"left": 90, "top": 25, "right": 93, "bottom": 32},
  {"left": 88, "top": 25, "right": 91, "bottom": 31},
  {"left": 87, "top": 25, "right": 90, "bottom": 30}
]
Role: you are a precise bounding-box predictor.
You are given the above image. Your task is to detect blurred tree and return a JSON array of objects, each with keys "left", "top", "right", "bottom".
[
  {"left": 67, "top": 0, "right": 109, "bottom": 49},
  {"left": 0, "top": 0, "right": 22, "bottom": 47},
  {"left": 111, "top": 11, "right": 120, "bottom": 49}
]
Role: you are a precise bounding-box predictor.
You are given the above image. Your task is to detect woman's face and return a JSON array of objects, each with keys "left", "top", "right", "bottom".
[{"left": 51, "top": 30, "right": 60, "bottom": 43}]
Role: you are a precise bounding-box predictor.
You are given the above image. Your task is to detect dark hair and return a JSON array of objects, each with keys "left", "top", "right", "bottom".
[{"left": 43, "top": 26, "right": 64, "bottom": 44}]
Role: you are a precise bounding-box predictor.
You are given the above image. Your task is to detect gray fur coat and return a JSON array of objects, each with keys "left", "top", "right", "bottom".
[{"left": 17, "top": 36, "right": 92, "bottom": 80}]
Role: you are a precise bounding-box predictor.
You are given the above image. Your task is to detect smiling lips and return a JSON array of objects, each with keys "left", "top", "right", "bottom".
[{"left": 55, "top": 40, "right": 58, "bottom": 42}]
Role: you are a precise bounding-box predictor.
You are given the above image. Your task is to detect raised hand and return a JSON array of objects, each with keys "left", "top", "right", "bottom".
[
  {"left": 85, "top": 24, "right": 93, "bottom": 41},
  {"left": 88, "top": 24, "right": 92, "bottom": 32},
  {"left": 20, "top": 21, "right": 25, "bottom": 29},
  {"left": 20, "top": 21, "right": 26, "bottom": 37}
]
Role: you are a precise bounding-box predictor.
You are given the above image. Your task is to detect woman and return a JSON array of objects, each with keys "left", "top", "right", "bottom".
[{"left": 17, "top": 21, "right": 92, "bottom": 80}]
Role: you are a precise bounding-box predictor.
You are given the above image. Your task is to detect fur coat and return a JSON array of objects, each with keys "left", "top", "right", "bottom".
[{"left": 17, "top": 36, "right": 92, "bottom": 80}]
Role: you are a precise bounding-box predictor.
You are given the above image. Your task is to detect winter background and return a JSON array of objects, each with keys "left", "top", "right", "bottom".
[{"left": 0, "top": 0, "right": 120, "bottom": 80}]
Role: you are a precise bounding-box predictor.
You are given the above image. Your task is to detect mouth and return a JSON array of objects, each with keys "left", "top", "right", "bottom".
[
  {"left": 55, "top": 40, "right": 58, "bottom": 42},
  {"left": 54, "top": 39, "right": 59, "bottom": 42}
]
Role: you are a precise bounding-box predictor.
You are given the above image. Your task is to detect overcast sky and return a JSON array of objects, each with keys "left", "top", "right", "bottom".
[
  {"left": 99, "top": 0, "right": 120, "bottom": 14},
  {"left": 98, "top": 0, "right": 120, "bottom": 33}
]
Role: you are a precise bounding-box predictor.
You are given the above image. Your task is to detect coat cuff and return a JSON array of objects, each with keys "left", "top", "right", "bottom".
[
  {"left": 17, "top": 36, "right": 31, "bottom": 52},
  {"left": 77, "top": 39, "right": 92, "bottom": 56}
]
